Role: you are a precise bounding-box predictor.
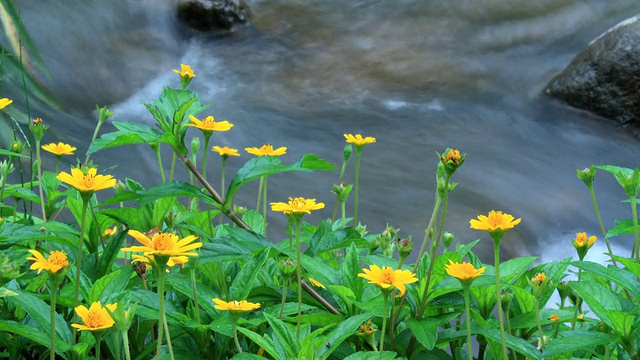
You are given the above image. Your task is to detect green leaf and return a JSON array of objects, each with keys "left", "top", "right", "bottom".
[
  {"left": 341, "top": 242, "right": 365, "bottom": 301},
  {"left": 229, "top": 247, "right": 270, "bottom": 301},
  {"left": 475, "top": 325, "right": 541, "bottom": 359},
  {"left": 97, "top": 230, "right": 128, "bottom": 277},
  {"left": 0, "top": 149, "right": 28, "bottom": 158},
  {"left": 100, "top": 207, "right": 151, "bottom": 231},
  {"left": 343, "top": 351, "right": 398, "bottom": 360},
  {"left": 606, "top": 219, "right": 636, "bottom": 238},
  {"left": 497, "top": 256, "right": 537, "bottom": 283},
  {"left": 89, "top": 266, "right": 133, "bottom": 304},
  {"left": 241, "top": 210, "right": 265, "bottom": 234},
  {"left": 570, "top": 280, "right": 620, "bottom": 329},
  {"left": 511, "top": 286, "right": 536, "bottom": 314},
  {"left": 406, "top": 317, "right": 438, "bottom": 350},
  {"left": 135, "top": 181, "right": 218, "bottom": 207},
  {"left": 307, "top": 221, "right": 364, "bottom": 256},
  {"left": 87, "top": 125, "right": 162, "bottom": 154},
  {"left": 573, "top": 261, "right": 640, "bottom": 298},
  {"left": 198, "top": 240, "right": 255, "bottom": 263},
  {"left": 225, "top": 154, "right": 336, "bottom": 204},
  {"left": 317, "top": 313, "right": 373, "bottom": 359},
  {"left": 168, "top": 274, "right": 218, "bottom": 318},
  {"left": 237, "top": 326, "right": 285, "bottom": 360},
  {"left": 231, "top": 354, "right": 265, "bottom": 360},
  {"left": 607, "top": 310, "right": 635, "bottom": 337},
  {"left": 542, "top": 329, "right": 616, "bottom": 357},
  {"left": 263, "top": 313, "right": 301, "bottom": 359},
  {"left": 0, "top": 320, "right": 70, "bottom": 357},
  {"left": 10, "top": 290, "right": 72, "bottom": 344}
]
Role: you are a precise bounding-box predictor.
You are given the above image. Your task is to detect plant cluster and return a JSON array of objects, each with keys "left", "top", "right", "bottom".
[{"left": 1, "top": 65, "right": 640, "bottom": 360}]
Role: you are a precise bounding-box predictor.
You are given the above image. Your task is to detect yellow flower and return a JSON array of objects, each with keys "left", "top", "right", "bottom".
[
  {"left": 469, "top": 210, "right": 521, "bottom": 233},
  {"left": 122, "top": 230, "right": 202, "bottom": 257},
  {"left": 57, "top": 167, "right": 116, "bottom": 194},
  {"left": 271, "top": 197, "right": 325, "bottom": 215},
  {"left": 103, "top": 226, "right": 117, "bottom": 237},
  {"left": 32, "top": 118, "right": 42, "bottom": 125},
  {"left": 71, "top": 301, "right": 117, "bottom": 331},
  {"left": 308, "top": 278, "right": 326, "bottom": 289},
  {"left": 27, "top": 249, "right": 69, "bottom": 274},
  {"left": 358, "top": 264, "right": 418, "bottom": 297},
  {"left": 0, "top": 216, "right": 3, "bottom": 222},
  {"left": 531, "top": 272, "right": 546, "bottom": 286},
  {"left": 212, "top": 146, "right": 240, "bottom": 157},
  {"left": 212, "top": 298, "right": 261, "bottom": 312},
  {"left": 356, "top": 320, "right": 377, "bottom": 336},
  {"left": 132, "top": 254, "right": 189, "bottom": 268},
  {"left": 441, "top": 149, "right": 462, "bottom": 164},
  {"left": 344, "top": 134, "right": 376, "bottom": 147},
  {"left": 0, "top": 98, "right": 12, "bottom": 110},
  {"left": 577, "top": 314, "right": 584, "bottom": 321},
  {"left": 549, "top": 314, "right": 560, "bottom": 322},
  {"left": 445, "top": 260, "right": 485, "bottom": 282},
  {"left": 42, "top": 142, "right": 77, "bottom": 156},
  {"left": 245, "top": 144, "right": 287, "bottom": 157},
  {"left": 173, "top": 64, "right": 195, "bottom": 79},
  {"left": 186, "top": 115, "right": 234, "bottom": 132},
  {"left": 573, "top": 232, "right": 597, "bottom": 248}
]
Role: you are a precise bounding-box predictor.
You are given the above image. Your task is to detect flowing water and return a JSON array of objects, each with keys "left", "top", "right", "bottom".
[{"left": 5, "top": 0, "right": 640, "bottom": 261}]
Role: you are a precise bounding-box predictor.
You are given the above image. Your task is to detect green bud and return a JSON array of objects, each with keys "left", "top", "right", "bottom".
[
  {"left": 29, "top": 118, "right": 49, "bottom": 141},
  {"left": 331, "top": 182, "right": 353, "bottom": 203},
  {"left": 576, "top": 165, "right": 596, "bottom": 187},
  {"left": 343, "top": 144, "right": 353, "bottom": 162},
  {"left": 397, "top": 236, "right": 413, "bottom": 261},
  {"left": 277, "top": 258, "right": 297, "bottom": 280},
  {"left": 233, "top": 205, "right": 248, "bottom": 217},
  {"left": 191, "top": 136, "right": 201, "bottom": 156},
  {"left": 9, "top": 140, "right": 24, "bottom": 154},
  {"left": 443, "top": 232, "right": 455, "bottom": 249},
  {"left": 556, "top": 281, "right": 571, "bottom": 302},
  {"left": 0, "top": 160, "right": 14, "bottom": 175},
  {"left": 97, "top": 105, "right": 115, "bottom": 124},
  {"left": 438, "top": 148, "right": 465, "bottom": 177},
  {"left": 114, "top": 180, "right": 128, "bottom": 195},
  {"left": 530, "top": 273, "right": 551, "bottom": 300},
  {"left": 500, "top": 290, "right": 513, "bottom": 312}
]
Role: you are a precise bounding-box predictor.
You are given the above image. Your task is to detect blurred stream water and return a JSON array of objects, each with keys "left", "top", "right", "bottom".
[{"left": 4, "top": 0, "right": 640, "bottom": 262}]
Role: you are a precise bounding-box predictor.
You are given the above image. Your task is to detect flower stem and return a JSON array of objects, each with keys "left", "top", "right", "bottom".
[
  {"left": 493, "top": 240, "right": 508, "bottom": 359},
  {"left": 353, "top": 149, "right": 362, "bottom": 226},
  {"left": 589, "top": 186, "right": 617, "bottom": 266},
  {"left": 256, "top": 176, "right": 263, "bottom": 211},
  {"left": 232, "top": 318, "right": 242, "bottom": 353},
  {"left": 163, "top": 309, "right": 174, "bottom": 360},
  {"left": 631, "top": 195, "right": 639, "bottom": 262},
  {"left": 169, "top": 153, "right": 176, "bottom": 182},
  {"left": 190, "top": 267, "right": 202, "bottom": 324},
  {"left": 279, "top": 279, "right": 288, "bottom": 320},
  {"left": 341, "top": 201, "right": 346, "bottom": 228},
  {"left": 202, "top": 136, "right": 210, "bottom": 181},
  {"left": 534, "top": 298, "right": 545, "bottom": 351},
  {"left": 295, "top": 217, "right": 303, "bottom": 339},
  {"left": 413, "top": 195, "right": 443, "bottom": 273},
  {"left": 49, "top": 283, "right": 58, "bottom": 360},
  {"left": 155, "top": 146, "right": 166, "bottom": 183},
  {"left": 73, "top": 198, "right": 89, "bottom": 344},
  {"left": 55, "top": 156, "right": 60, "bottom": 176},
  {"left": 571, "top": 268, "right": 583, "bottom": 330},
  {"left": 331, "top": 159, "right": 349, "bottom": 222},
  {"left": 36, "top": 140, "right": 46, "bottom": 221},
  {"left": 122, "top": 329, "right": 132, "bottom": 360},
  {"left": 262, "top": 176, "right": 268, "bottom": 236},
  {"left": 156, "top": 261, "right": 170, "bottom": 360},
  {"left": 463, "top": 288, "right": 473, "bottom": 360},
  {"left": 219, "top": 157, "right": 227, "bottom": 225},
  {"left": 380, "top": 291, "right": 389, "bottom": 351}
]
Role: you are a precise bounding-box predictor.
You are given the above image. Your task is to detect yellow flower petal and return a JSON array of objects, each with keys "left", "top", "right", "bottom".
[
  {"left": 41, "top": 142, "right": 77, "bottom": 156},
  {"left": 57, "top": 166, "right": 116, "bottom": 194},
  {"left": 212, "top": 146, "right": 240, "bottom": 157},
  {"left": 212, "top": 298, "right": 261, "bottom": 312},
  {"left": 270, "top": 197, "right": 325, "bottom": 215},
  {"left": 344, "top": 134, "right": 376, "bottom": 147},
  {"left": 0, "top": 98, "right": 12, "bottom": 110},
  {"left": 358, "top": 265, "right": 417, "bottom": 296},
  {"left": 245, "top": 144, "right": 287, "bottom": 157},
  {"left": 186, "top": 115, "right": 234, "bottom": 132},
  {"left": 469, "top": 210, "right": 521, "bottom": 233}
]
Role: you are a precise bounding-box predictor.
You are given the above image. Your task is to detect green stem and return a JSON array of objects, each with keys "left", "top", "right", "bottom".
[
  {"left": 256, "top": 177, "right": 263, "bottom": 212},
  {"left": 190, "top": 267, "right": 202, "bottom": 324},
  {"left": 493, "top": 240, "right": 508, "bottom": 359},
  {"left": 380, "top": 291, "right": 389, "bottom": 351},
  {"left": 534, "top": 298, "right": 545, "bottom": 351},
  {"left": 202, "top": 136, "right": 210, "bottom": 181},
  {"left": 589, "top": 186, "right": 617, "bottom": 266},
  {"left": 220, "top": 157, "right": 227, "bottom": 225},
  {"left": 463, "top": 288, "right": 473, "bottom": 360},
  {"left": 169, "top": 152, "right": 176, "bottom": 182},
  {"left": 413, "top": 195, "right": 443, "bottom": 273},
  {"left": 279, "top": 280, "right": 288, "bottom": 320},
  {"left": 341, "top": 201, "right": 346, "bottom": 228},
  {"left": 0, "top": 156, "right": 11, "bottom": 203},
  {"left": 155, "top": 146, "right": 166, "bottom": 183},
  {"left": 73, "top": 198, "right": 89, "bottom": 344},
  {"left": 114, "top": 331, "right": 121, "bottom": 360},
  {"left": 506, "top": 302, "right": 517, "bottom": 360},
  {"left": 232, "top": 318, "right": 242, "bottom": 353},
  {"left": 331, "top": 160, "right": 348, "bottom": 222},
  {"left": 36, "top": 140, "right": 46, "bottom": 221},
  {"left": 84, "top": 115, "right": 106, "bottom": 166},
  {"left": 95, "top": 332, "right": 104, "bottom": 360},
  {"left": 262, "top": 176, "right": 268, "bottom": 236},
  {"left": 163, "top": 308, "right": 174, "bottom": 360},
  {"left": 295, "top": 217, "right": 302, "bottom": 339},
  {"left": 55, "top": 155, "right": 60, "bottom": 175},
  {"left": 353, "top": 149, "right": 362, "bottom": 226},
  {"left": 631, "top": 195, "right": 639, "bottom": 262},
  {"left": 571, "top": 268, "right": 583, "bottom": 330},
  {"left": 122, "top": 329, "right": 132, "bottom": 360},
  {"left": 156, "top": 261, "right": 168, "bottom": 360},
  {"left": 49, "top": 282, "right": 58, "bottom": 360}
]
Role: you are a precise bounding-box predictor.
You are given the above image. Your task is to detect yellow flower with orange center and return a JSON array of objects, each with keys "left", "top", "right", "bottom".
[
  {"left": 212, "top": 298, "right": 261, "bottom": 312},
  {"left": 41, "top": 142, "right": 76, "bottom": 156},
  {"left": 27, "top": 249, "right": 69, "bottom": 274},
  {"left": 122, "top": 230, "right": 202, "bottom": 257},
  {"left": 344, "top": 134, "right": 376, "bottom": 147},
  {"left": 245, "top": 144, "right": 287, "bottom": 157},
  {"left": 441, "top": 149, "right": 461, "bottom": 164},
  {"left": 271, "top": 197, "right": 325, "bottom": 215},
  {"left": 445, "top": 260, "right": 485, "bottom": 282},
  {"left": 71, "top": 301, "right": 117, "bottom": 331},
  {"left": 358, "top": 265, "right": 418, "bottom": 297},
  {"left": 172, "top": 64, "right": 195, "bottom": 79},
  {"left": 531, "top": 272, "right": 547, "bottom": 286},
  {"left": 470, "top": 210, "right": 521, "bottom": 233},
  {"left": 0, "top": 98, "right": 12, "bottom": 110},
  {"left": 186, "top": 115, "right": 234, "bottom": 132},
  {"left": 549, "top": 314, "right": 560, "bottom": 322},
  {"left": 212, "top": 146, "right": 240, "bottom": 157},
  {"left": 573, "top": 232, "right": 597, "bottom": 248},
  {"left": 57, "top": 167, "right": 116, "bottom": 194}
]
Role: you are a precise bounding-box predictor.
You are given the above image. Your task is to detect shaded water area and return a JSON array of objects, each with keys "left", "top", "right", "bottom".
[{"left": 4, "top": 0, "right": 640, "bottom": 262}]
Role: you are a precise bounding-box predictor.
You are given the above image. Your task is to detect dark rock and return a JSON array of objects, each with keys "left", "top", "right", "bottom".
[
  {"left": 545, "top": 15, "right": 640, "bottom": 125},
  {"left": 176, "top": 0, "right": 249, "bottom": 32}
]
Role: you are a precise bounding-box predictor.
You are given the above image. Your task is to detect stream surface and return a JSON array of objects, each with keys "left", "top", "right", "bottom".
[{"left": 6, "top": 0, "right": 640, "bottom": 262}]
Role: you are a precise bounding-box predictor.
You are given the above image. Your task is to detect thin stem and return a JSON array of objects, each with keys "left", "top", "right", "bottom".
[
  {"left": 55, "top": 156, "right": 60, "bottom": 175},
  {"left": 122, "top": 329, "right": 132, "bottom": 360},
  {"left": 156, "top": 266, "right": 166, "bottom": 359},
  {"left": 114, "top": 331, "right": 121, "bottom": 360},
  {"left": 73, "top": 198, "right": 89, "bottom": 344},
  {"left": 49, "top": 283, "right": 58, "bottom": 360},
  {"left": 505, "top": 302, "right": 517, "bottom": 360},
  {"left": 262, "top": 176, "right": 268, "bottom": 236},
  {"left": 155, "top": 146, "right": 166, "bottom": 183},
  {"left": 589, "top": 186, "right": 617, "bottom": 266},
  {"left": 341, "top": 201, "right": 346, "bottom": 228},
  {"left": 95, "top": 332, "right": 104, "bottom": 360},
  {"left": 36, "top": 140, "right": 46, "bottom": 221},
  {"left": 256, "top": 177, "right": 263, "bottom": 211},
  {"left": 463, "top": 288, "right": 473, "bottom": 360},
  {"left": 631, "top": 195, "right": 639, "bottom": 262},
  {"left": 84, "top": 116, "right": 106, "bottom": 166},
  {"left": 232, "top": 318, "right": 242, "bottom": 353},
  {"left": 331, "top": 159, "right": 348, "bottom": 222},
  {"left": 169, "top": 152, "right": 176, "bottom": 182},
  {"left": 0, "top": 156, "right": 11, "bottom": 203},
  {"left": 279, "top": 280, "right": 288, "bottom": 320},
  {"left": 202, "top": 136, "right": 210, "bottom": 181},
  {"left": 493, "top": 241, "right": 508, "bottom": 359},
  {"left": 571, "top": 268, "right": 583, "bottom": 330},
  {"left": 295, "top": 217, "right": 302, "bottom": 339},
  {"left": 190, "top": 267, "right": 202, "bottom": 324},
  {"left": 163, "top": 308, "right": 174, "bottom": 360},
  {"left": 380, "top": 291, "right": 389, "bottom": 351},
  {"left": 413, "top": 195, "right": 443, "bottom": 273},
  {"left": 353, "top": 150, "right": 362, "bottom": 226},
  {"left": 534, "top": 298, "right": 545, "bottom": 351},
  {"left": 219, "top": 157, "right": 227, "bottom": 225}
]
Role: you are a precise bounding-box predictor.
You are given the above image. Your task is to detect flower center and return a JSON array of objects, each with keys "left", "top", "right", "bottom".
[
  {"left": 202, "top": 116, "right": 216, "bottom": 128},
  {"left": 486, "top": 211, "right": 506, "bottom": 227},
  {"left": 81, "top": 174, "right": 96, "bottom": 188},
  {"left": 152, "top": 233, "right": 175, "bottom": 251},
  {"left": 48, "top": 251, "right": 69, "bottom": 268},
  {"left": 260, "top": 145, "right": 274, "bottom": 153},
  {"left": 290, "top": 197, "right": 307, "bottom": 210},
  {"left": 85, "top": 309, "right": 105, "bottom": 328},
  {"left": 575, "top": 232, "right": 587, "bottom": 247},
  {"left": 443, "top": 149, "right": 461, "bottom": 164},
  {"left": 380, "top": 268, "right": 395, "bottom": 284}
]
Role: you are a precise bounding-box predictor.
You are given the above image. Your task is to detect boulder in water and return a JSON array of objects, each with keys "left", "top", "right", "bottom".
[
  {"left": 545, "top": 15, "right": 640, "bottom": 125},
  {"left": 176, "top": 0, "right": 249, "bottom": 32}
]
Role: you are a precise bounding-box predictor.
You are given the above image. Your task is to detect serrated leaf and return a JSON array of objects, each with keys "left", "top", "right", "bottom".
[
  {"left": 341, "top": 242, "right": 364, "bottom": 301},
  {"left": 10, "top": 290, "right": 72, "bottom": 344},
  {"left": 237, "top": 326, "right": 285, "bottom": 360},
  {"left": 475, "top": 325, "right": 541, "bottom": 359},
  {"left": 343, "top": 351, "right": 398, "bottom": 360},
  {"left": 0, "top": 320, "right": 70, "bottom": 357},
  {"left": 307, "top": 221, "right": 364, "bottom": 256},
  {"left": 264, "top": 313, "right": 301, "bottom": 359},
  {"left": 316, "top": 313, "right": 373, "bottom": 359},
  {"left": 570, "top": 280, "right": 620, "bottom": 329},
  {"left": 406, "top": 317, "right": 438, "bottom": 350},
  {"left": 135, "top": 181, "right": 218, "bottom": 207},
  {"left": 542, "top": 329, "right": 616, "bottom": 357},
  {"left": 229, "top": 247, "right": 270, "bottom": 300}
]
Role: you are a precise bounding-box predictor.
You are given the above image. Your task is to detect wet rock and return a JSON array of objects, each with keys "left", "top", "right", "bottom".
[
  {"left": 176, "top": 0, "right": 249, "bottom": 32},
  {"left": 545, "top": 15, "right": 640, "bottom": 125}
]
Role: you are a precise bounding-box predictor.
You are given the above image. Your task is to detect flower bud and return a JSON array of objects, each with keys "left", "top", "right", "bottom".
[
  {"left": 331, "top": 182, "right": 353, "bottom": 203},
  {"left": 191, "top": 136, "right": 201, "bottom": 156},
  {"left": 277, "top": 258, "right": 297, "bottom": 280},
  {"left": 397, "top": 236, "right": 413, "bottom": 261},
  {"left": 233, "top": 205, "right": 248, "bottom": 217},
  {"left": 438, "top": 148, "right": 465, "bottom": 176},
  {"left": 343, "top": 143, "right": 353, "bottom": 162},
  {"left": 29, "top": 118, "right": 49, "bottom": 141},
  {"left": 443, "top": 232, "right": 455, "bottom": 249},
  {"left": 97, "top": 105, "right": 114, "bottom": 124},
  {"left": 500, "top": 290, "right": 513, "bottom": 312},
  {"left": 9, "top": 140, "right": 24, "bottom": 154},
  {"left": 530, "top": 272, "right": 550, "bottom": 300},
  {"left": 133, "top": 261, "right": 147, "bottom": 281},
  {"left": 576, "top": 165, "right": 596, "bottom": 187},
  {"left": 556, "top": 281, "right": 571, "bottom": 303},
  {"left": 114, "top": 180, "right": 128, "bottom": 195},
  {"left": 572, "top": 232, "right": 597, "bottom": 261}
]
